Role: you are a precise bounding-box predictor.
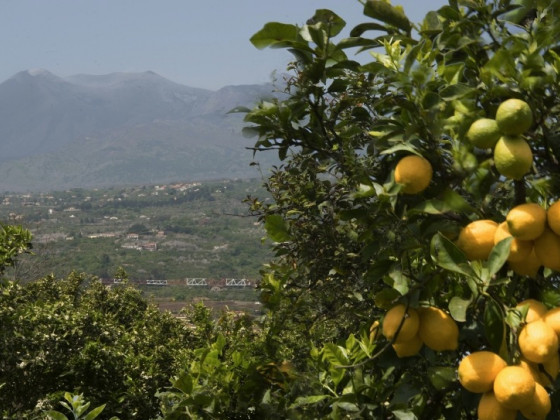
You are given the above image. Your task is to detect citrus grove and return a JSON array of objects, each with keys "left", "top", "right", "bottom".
[{"left": 3, "top": 0, "right": 560, "bottom": 418}]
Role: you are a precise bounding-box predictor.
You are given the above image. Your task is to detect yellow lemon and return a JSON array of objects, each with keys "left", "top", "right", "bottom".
[
  {"left": 477, "top": 391, "right": 518, "bottom": 420},
  {"left": 509, "top": 247, "right": 542, "bottom": 278},
  {"left": 495, "top": 98, "right": 533, "bottom": 135},
  {"left": 394, "top": 155, "right": 433, "bottom": 194},
  {"left": 494, "top": 221, "right": 532, "bottom": 262},
  {"left": 534, "top": 228, "right": 560, "bottom": 272},
  {"left": 506, "top": 203, "right": 547, "bottom": 241},
  {"left": 466, "top": 118, "right": 501, "bottom": 149},
  {"left": 392, "top": 334, "right": 423, "bottom": 358},
  {"left": 456, "top": 219, "right": 499, "bottom": 261},
  {"left": 516, "top": 299, "right": 548, "bottom": 323},
  {"left": 417, "top": 306, "right": 459, "bottom": 351},
  {"left": 543, "top": 307, "right": 560, "bottom": 337},
  {"left": 540, "top": 352, "right": 560, "bottom": 387},
  {"left": 518, "top": 358, "right": 542, "bottom": 384},
  {"left": 458, "top": 351, "right": 507, "bottom": 393},
  {"left": 520, "top": 382, "right": 551, "bottom": 420},
  {"left": 494, "top": 135, "right": 533, "bottom": 180},
  {"left": 382, "top": 304, "right": 420, "bottom": 343},
  {"left": 518, "top": 320, "right": 559, "bottom": 364},
  {"left": 547, "top": 200, "right": 560, "bottom": 235},
  {"left": 493, "top": 365, "right": 536, "bottom": 409}
]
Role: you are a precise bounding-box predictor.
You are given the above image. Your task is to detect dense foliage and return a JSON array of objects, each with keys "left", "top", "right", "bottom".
[{"left": 0, "top": 273, "right": 194, "bottom": 418}]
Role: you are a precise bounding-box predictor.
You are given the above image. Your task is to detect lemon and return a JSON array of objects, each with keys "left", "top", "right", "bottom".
[
  {"left": 493, "top": 365, "right": 536, "bottom": 409},
  {"left": 518, "top": 358, "right": 542, "bottom": 384},
  {"left": 506, "top": 203, "right": 547, "bottom": 241},
  {"left": 516, "top": 299, "right": 548, "bottom": 323},
  {"left": 493, "top": 135, "right": 533, "bottom": 180},
  {"left": 509, "top": 247, "right": 542, "bottom": 278},
  {"left": 456, "top": 219, "right": 499, "bottom": 261},
  {"left": 520, "top": 382, "right": 551, "bottom": 420},
  {"left": 494, "top": 221, "right": 532, "bottom": 262},
  {"left": 417, "top": 306, "right": 459, "bottom": 351},
  {"left": 392, "top": 334, "right": 423, "bottom": 358},
  {"left": 382, "top": 304, "right": 420, "bottom": 343},
  {"left": 495, "top": 98, "right": 533, "bottom": 135},
  {"left": 518, "top": 320, "right": 559, "bottom": 364},
  {"left": 540, "top": 352, "right": 560, "bottom": 387},
  {"left": 547, "top": 200, "right": 560, "bottom": 236},
  {"left": 458, "top": 351, "right": 507, "bottom": 393},
  {"left": 543, "top": 307, "right": 560, "bottom": 337},
  {"left": 466, "top": 118, "right": 501, "bottom": 149},
  {"left": 534, "top": 228, "right": 560, "bottom": 272},
  {"left": 477, "top": 392, "right": 517, "bottom": 420},
  {"left": 394, "top": 155, "right": 433, "bottom": 194}
]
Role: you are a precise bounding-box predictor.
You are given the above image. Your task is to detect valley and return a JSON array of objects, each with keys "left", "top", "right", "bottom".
[{"left": 0, "top": 177, "right": 271, "bottom": 314}]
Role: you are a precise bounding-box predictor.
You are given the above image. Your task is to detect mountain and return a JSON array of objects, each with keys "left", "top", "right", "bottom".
[{"left": 0, "top": 69, "right": 279, "bottom": 191}]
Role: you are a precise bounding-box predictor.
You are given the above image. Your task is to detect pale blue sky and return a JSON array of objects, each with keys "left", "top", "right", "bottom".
[{"left": 0, "top": 1, "right": 447, "bottom": 90}]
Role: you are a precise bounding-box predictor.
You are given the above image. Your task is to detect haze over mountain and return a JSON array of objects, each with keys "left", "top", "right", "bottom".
[{"left": 0, "top": 69, "right": 278, "bottom": 192}]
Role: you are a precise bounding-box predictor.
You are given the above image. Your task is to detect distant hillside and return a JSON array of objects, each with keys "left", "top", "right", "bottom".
[{"left": 0, "top": 69, "right": 278, "bottom": 191}]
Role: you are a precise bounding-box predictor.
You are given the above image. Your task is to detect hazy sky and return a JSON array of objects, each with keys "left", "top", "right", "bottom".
[{"left": 1, "top": 1, "right": 448, "bottom": 90}]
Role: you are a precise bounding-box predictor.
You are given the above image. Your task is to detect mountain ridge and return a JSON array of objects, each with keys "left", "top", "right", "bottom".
[{"left": 0, "top": 69, "right": 278, "bottom": 192}]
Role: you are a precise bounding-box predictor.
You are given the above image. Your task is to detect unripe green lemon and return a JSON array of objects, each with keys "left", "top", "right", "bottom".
[
  {"left": 496, "top": 98, "right": 533, "bottom": 135},
  {"left": 494, "top": 135, "right": 533, "bottom": 179},
  {"left": 466, "top": 118, "right": 501, "bottom": 149}
]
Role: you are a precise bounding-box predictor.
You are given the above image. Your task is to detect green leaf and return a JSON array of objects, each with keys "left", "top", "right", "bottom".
[
  {"left": 353, "top": 183, "right": 376, "bottom": 198},
  {"left": 250, "top": 22, "right": 301, "bottom": 49},
  {"left": 44, "top": 412, "right": 69, "bottom": 420},
  {"left": 448, "top": 296, "right": 472, "bottom": 322},
  {"left": 439, "top": 83, "right": 475, "bottom": 100},
  {"left": 421, "top": 11, "right": 443, "bottom": 34},
  {"left": 384, "top": 270, "right": 410, "bottom": 295},
  {"left": 392, "top": 410, "right": 418, "bottom": 420},
  {"left": 172, "top": 373, "right": 193, "bottom": 394},
  {"left": 308, "top": 9, "right": 346, "bottom": 37},
  {"left": 264, "top": 214, "right": 291, "bottom": 242},
  {"left": 374, "top": 288, "right": 401, "bottom": 309},
  {"left": 289, "top": 395, "right": 329, "bottom": 409},
  {"left": 410, "top": 189, "right": 475, "bottom": 215},
  {"left": 430, "top": 233, "right": 475, "bottom": 277},
  {"left": 335, "top": 401, "right": 360, "bottom": 412},
  {"left": 428, "top": 366, "right": 457, "bottom": 390},
  {"left": 227, "top": 106, "right": 251, "bottom": 114},
  {"left": 364, "top": 0, "right": 412, "bottom": 33},
  {"left": 323, "top": 343, "right": 350, "bottom": 366},
  {"left": 379, "top": 143, "right": 419, "bottom": 156},
  {"left": 485, "top": 237, "right": 512, "bottom": 280},
  {"left": 349, "top": 22, "right": 389, "bottom": 37},
  {"left": 506, "top": 306, "right": 526, "bottom": 330},
  {"left": 484, "top": 300, "right": 505, "bottom": 354},
  {"left": 83, "top": 405, "right": 106, "bottom": 420}
]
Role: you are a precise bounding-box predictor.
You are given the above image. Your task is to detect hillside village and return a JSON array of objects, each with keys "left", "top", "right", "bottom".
[{"left": 0, "top": 178, "right": 271, "bottom": 285}]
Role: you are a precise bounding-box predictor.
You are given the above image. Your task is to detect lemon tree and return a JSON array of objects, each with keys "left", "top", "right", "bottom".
[{"left": 236, "top": 0, "right": 560, "bottom": 418}]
